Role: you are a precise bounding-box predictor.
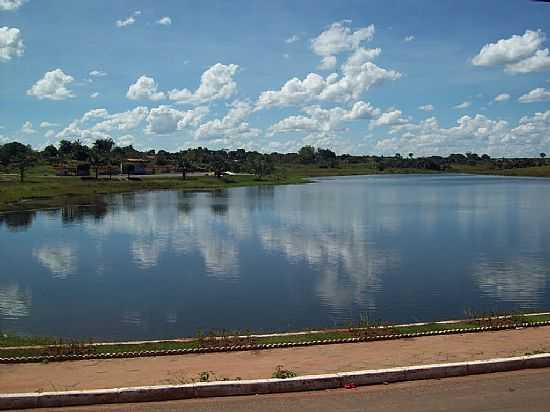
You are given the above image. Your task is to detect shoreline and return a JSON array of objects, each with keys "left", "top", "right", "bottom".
[
  {"left": 2, "top": 312, "right": 549, "bottom": 363},
  {"left": 0, "top": 174, "right": 311, "bottom": 213},
  {"left": 1, "top": 167, "right": 549, "bottom": 214}
]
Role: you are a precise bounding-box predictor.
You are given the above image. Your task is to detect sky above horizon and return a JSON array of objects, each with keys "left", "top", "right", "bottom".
[{"left": 1, "top": 0, "right": 550, "bottom": 157}]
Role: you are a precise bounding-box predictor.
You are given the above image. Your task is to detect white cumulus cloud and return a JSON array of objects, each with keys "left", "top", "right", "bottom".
[
  {"left": 92, "top": 107, "right": 149, "bottom": 132},
  {"left": 455, "top": 101, "right": 472, "bottom": 109},
  {"left": 145, "top": 105, "right": 208, "bottom": 135},
  {"left": 404, "top": 35, "right": 415, "bottom": 42},
  {"left": 89, "top": 70, "right": 107, "bottom": 77},
  {"left": 494, "top": 93, "right": 511, "bottom": 102},
  {"left": 270, "top": 101, "right": 380, "bottom": 136},
  {"left": 195, "top": 100, "right": 259, "bottom": 141},
  {"left": 21, "top": 121, "right": 35, "bottom": 134},
  {"left": 472, "top": 29, "right": 550, "bottom": 74},
  {"left": 369, "top": 110, "right": 408, "bottom": 129},
  {"left": 518, "top": 88, "right": 550, "bottom": 103},
  {"left": 27, "top": 69, "right": 75, "bottom": 100},
  {"left": 156, "top": 16, "right": 172, "bottom": 26},
  {"left": 505, "top": 49, "right": 550, "bottom": 74},
  {"left": 168, "top": 63, "right": 239, "bottom": 105},
  {"left": 286, "top": 35, "right": 299, "bottom": 44},
  {"left": 40, "top": 121, "right": 58, "bottom": 128},
  {"left": 419, "top": 104, "right": 434, "bottom": 112},
  {"left": 127, "top": 75, "right": 166, "bottom": 101},
  {"left": 116, "top": 11, "right": 140, "bottom": 28},
  {"left": 311, "top": 21, "right": 375, "bottom": 69},
  {"left": 472, "top": 30, "right": 545, "bottom": 66},
  {"left": 0, "top": 0, "right": 26, "bottom": 11},
  {"left": 0, "top": 26, "right": 24, "bottom": 62},
  {"left": 116, "top": 16, "right": 135, "bottom": 28},
  {"left": 257, "top": 47, "right": 398, "bottom": 109}
]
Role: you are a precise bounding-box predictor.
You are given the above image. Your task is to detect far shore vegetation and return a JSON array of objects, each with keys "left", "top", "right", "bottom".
[
  {"left": 1, "top": 139, "right": 549, "bottom": 212},
  {"left": 1, "top": 311, "right": 549, "bottom": 359}
]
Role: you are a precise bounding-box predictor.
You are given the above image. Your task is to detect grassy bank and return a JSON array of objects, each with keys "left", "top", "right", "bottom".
[
  {"left": 449, "top": 164, "right": 550, "bottom": 178},
  {"left": 0, "top": 164, "right": 437, "bottom": 212},
  {"left": 0, "top": 174, "right": 307, "bottom": 212},
  {"left": 2, "top": 163, "right": 550, "bottom": 213},
  {"left": 1, "top": 312, "right": 549, "bottom": 359}
]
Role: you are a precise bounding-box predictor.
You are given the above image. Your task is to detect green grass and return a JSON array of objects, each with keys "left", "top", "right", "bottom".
[
  {"left": 279, "top": 164, "right": 436, "bottom": 178},
  {"left": 3, "top": 162, "right": 548, "bottom": 213},
  {"left": 0, "top": 333, "right": 60, "bottom": 348},
  {"left": 449, "top": 164, "right": 550, "bottom": 177},
  {"left": 0, "top": 174, "right": 307, "bottom": 212},
  {"left": 2, "top": 312, "right": 550, "bottom": 359},
  {"left": 0, "top": 163, "right": 438, "bottom": 213}
]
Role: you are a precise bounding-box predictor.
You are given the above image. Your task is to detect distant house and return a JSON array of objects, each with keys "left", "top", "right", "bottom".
[
  {"left": 55, "top": 162, "right": 90, "bottom": 176},
  {"left": 121, "top": 158, "right": 147, "bottom": 175},
  {"left": 120, "top": 158, "right": 180, "bottom": 175}
]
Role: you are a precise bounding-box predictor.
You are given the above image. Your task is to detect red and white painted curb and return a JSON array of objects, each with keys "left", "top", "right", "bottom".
[{"left": 1, "top": 353, "right": 550, "bottom": 410}]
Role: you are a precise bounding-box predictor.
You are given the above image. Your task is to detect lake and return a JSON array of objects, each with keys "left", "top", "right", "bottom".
[{"left": 1, "top": 174, "right": 550, "bottom": 341}]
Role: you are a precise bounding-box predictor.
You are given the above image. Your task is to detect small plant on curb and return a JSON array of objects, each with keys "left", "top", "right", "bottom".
[
  {"left": 199, "top": 371, "right": 213, "bottom": 382},
  {"left": 272, "top": 365, "right": 297, "bottom": 379}
]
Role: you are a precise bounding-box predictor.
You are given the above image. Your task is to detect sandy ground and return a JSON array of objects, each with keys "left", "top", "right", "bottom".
[{"left": 1, "top": 327, "right": 550, "bottom": 394}]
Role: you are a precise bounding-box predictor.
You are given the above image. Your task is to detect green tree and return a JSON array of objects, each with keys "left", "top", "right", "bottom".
[
  {"left": 212, "top": 159, "right": 227, "bottom": 179},
  {"left": 93, "top": 138, "right": 114, "bottom": 154},
  {"left": 42, "top": 145, "right": 59, "bottom": 159},
  {"left": 58, "top": 140, "right": 74, "bottom": 158},
  {"left": 93, "top": 139, "right": 115, "bottom": 179},
  {"left": 177, "top": 152, "right": 190, "bottom": 180},
  {"left": 88, "top": 150, "right": 102, "bottom": 179},
  {"left": 0, "top": 142, "right": 31, "bottom": 166},
  {"left": 298, "top": 145, "right": 316, "bottom": 164},
  {"left": 252, "top": 157, "right": 274, "bottom": 179},
  {"left": 13, "top": 151, "right": 35, "bottom": 182}
]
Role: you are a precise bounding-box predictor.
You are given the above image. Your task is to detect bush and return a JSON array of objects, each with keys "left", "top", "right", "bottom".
[{"left": 272, "top": 365, "right": 297, "bottom": 379}]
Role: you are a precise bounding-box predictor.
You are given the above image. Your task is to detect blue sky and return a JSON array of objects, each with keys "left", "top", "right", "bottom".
[{"left": 1, "top": 0, "right": 550, "bottom": 156}]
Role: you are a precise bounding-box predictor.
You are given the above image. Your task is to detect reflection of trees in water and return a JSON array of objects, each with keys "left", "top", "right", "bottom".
[
  {"left": 242, "top": 186, "right": 275, "bottom": 211},
  {"left": 121, "top": 193, "right": 137, "bottom": 211},
  {"left": 176, "top": 191, "right": 196, "bottom": 215},
  {"left": 61, "top": 201, "right": 108, "bottom": 224},
  {"left": 209, "top": 190, "right": 229, "bottom": 216},
  {"left": 0, "top": 211, "right": 36, "bottom": 232}
]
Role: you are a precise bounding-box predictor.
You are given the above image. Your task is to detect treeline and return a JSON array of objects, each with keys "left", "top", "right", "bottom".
[{"left": 0, "top": 139, "right": 548, "bottom": 181}]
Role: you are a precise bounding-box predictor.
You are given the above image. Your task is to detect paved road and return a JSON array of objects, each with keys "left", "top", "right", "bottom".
[{"left": 21, "top": 368, "right": 550, "bottom": 412}]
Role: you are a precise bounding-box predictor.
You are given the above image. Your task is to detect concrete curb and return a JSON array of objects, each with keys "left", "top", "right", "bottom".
[
  {"left": 2, "top": 319, "right": 550, "bottom": 364},
  {"left": 2, "top": 353, "right": 550, "bottom": 410}
]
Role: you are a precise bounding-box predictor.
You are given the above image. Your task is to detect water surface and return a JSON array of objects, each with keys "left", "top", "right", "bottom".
[{"left": 1, "top": 174, "right": 550, "bottom": 340}]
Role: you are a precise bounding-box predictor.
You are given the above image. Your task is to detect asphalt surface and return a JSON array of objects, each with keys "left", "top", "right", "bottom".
[{"left": 18, "top": 368, "right": 550, "bottom": 412}]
